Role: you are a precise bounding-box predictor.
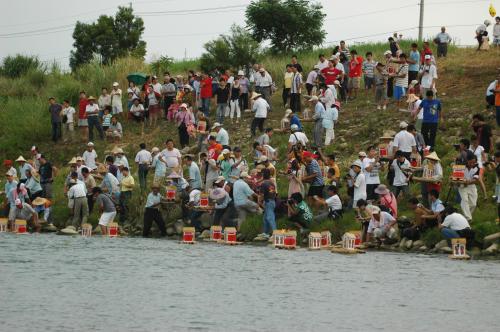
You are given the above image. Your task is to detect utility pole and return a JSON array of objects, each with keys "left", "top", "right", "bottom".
[{"left": 418, "top": 0, "right": 425, "bottom": 41}]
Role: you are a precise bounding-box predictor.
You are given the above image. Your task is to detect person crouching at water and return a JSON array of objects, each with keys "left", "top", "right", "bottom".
[
  {"left": 13, "top": 198, "right": 41, "bottom": 233},
  {"left": 366, "top": 205, "right": 397, "bottom": 244},
  {"left": 92, "top": 187, "right": 117, "bottom": 236},
  {"left": 143, "top": 183, "right": 167, "bottom": 237}
]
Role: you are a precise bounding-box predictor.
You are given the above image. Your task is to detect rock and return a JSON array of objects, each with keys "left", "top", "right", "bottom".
[
  {"left": 379, "top": 244, "right": 392, "bottom": 250},
  {"left": 412, "top": 240, "right": 424, "bottom": 249},
  {"left": 399, "top": 237, "right": 407, "bottom": 249},
  {"left": 484, "top": 232, "right": 500, "bottom": 243},
  {"left": 406, "top": 240, "right": 413, "bottom": 250},
  {"left": 166, "top": 226, "right": 175, "bottom": 236},
  {"left": 199, "top": 230, "right": 210, "bottom": 239},
  {"left": 439, "top": 246, "right": 453, "bottom": 254},
  {"left": 43, "top": 223, "right": 58, "bottom": 232},
  {"left": 435, "top": 240, "right": 448, "bottom": 250},
  {"left": 419, "top": 245, "right": 428, "bottom": 252},
  {"left": 59, "top": 226, "right": 78, "bottom": 235},
  {"left": 483, "top": 243, "right": 498, "bottom": 255},
  {"left": 174, "top": 220, "right": 185, "bottom": 235},
  {"left": 200, "top": 214, "right": 212, "bottom": 229}
]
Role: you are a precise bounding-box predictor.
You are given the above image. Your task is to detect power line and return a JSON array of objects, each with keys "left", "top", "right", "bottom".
[{"left": 136, "top": 4, "right": 247, "bottom": 16}]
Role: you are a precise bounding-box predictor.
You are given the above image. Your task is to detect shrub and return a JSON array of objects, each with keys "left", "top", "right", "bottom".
[
  {"left": 421, "top": 228, "right": 443, "bottom": 248},
  {"left": 1, "top": 54, "right": 41, "bottom": 78}
]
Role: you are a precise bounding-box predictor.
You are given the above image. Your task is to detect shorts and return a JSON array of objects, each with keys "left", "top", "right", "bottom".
[
  {"left": 98, "top": 211, "right": 117, "bottom": 226},
  {"left": 348, "top": 77, "right": 361, "bottom": 89},
  {"left": 394, "top": 86, "right": 406, "bottom": 100},
  {"left": 375, "top": 85, "right": 387, "bottom": 102},
  {"left": 308, "top": 185, "right": 324, "bottom": 197},
  {"left": 78, "top": 119, "right": 88, "bottom": 127},
  {"left": 364, "top": 76, "right": 375, "bottom": 89},
  {"left": 65, "top": 122, "right": 74, "bottom": 131},
  {"left": 493, "top": 37, "right": 500, "bottom": 46}
]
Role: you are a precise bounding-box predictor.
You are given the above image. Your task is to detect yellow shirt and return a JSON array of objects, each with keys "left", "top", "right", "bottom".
[
  {"left": 121, "top": 175, "right": 135, "bottom": 192},
  {"left": 284, "top": 72, "right": 294, "bottom": 89}
]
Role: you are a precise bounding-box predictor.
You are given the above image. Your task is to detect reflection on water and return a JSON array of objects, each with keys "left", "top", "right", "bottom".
[{"left": 1, "top": 233, "right": 499, "bottom": 332}]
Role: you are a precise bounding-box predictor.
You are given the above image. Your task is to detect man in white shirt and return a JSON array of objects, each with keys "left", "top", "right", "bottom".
[
  {"left": 457, "top": 155, "right": 479, "bottom": 221},
  {"left": 485, "top": 78, "right": 498, "bottom": 107},
  {"left": 391, "top": 150, "right": 411, "bottom": 199},
  {"left": 351, "top": 160, "right": 366, "bottom": 208},
  {"left": 366, "top": 206, "right": 397, "bottom": 242},
  {"left": 316, "top": 54, "right": 329, "bottom": 71},
  {"left": 363, "top": 146, "right": 381, "bottom": 201},
  {"left": 212, "top": 123, "right": 230, "bottom": 147},
  {"left": 160, "top": 139, "right": 182, "bottom": 174},
  {"left": 419, "top": 55, "right": 437, "bottom": 96},
  {"left": 62, "top": 99, "right": 76, "bottom": 140},
  {"left": 67, "top": 175, "right": 88, "bottom": 228},
  {"left": 255, "top": 68, "right": 273, "bottom": 107},
  {"left": 251, "top": 92, "right": 269, "bottom": 137},
  {"left": 82, "top": 142, "right": 97, "bottom": 170},
  {"left": 135, "top": 143, "right": 152, "bottom": 192},
  {"left": 392, "top": 121, "right": 417, "bottom": 159},
  {"left": 313, "top": 185, "right": 343, "bottom": 221},
  {"left": 85, "top": 96, "right": 104, "bottom": 142},
  {"left": 439, "top": 206, "right": 472, "bottom": 240},
  {"left": 434, "top": 26, "right": 451, "bottom": 57},
  {"left": 288, "top": 124, "right": 308, "bottom": 151}
]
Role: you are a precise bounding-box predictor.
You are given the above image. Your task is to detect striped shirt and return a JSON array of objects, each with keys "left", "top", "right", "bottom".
[
  {"left": 362, "top": 60, "right": 376, "bottom": 78},
  {"left": 291, "top": 73, "right": 302, "bottom": 94}
]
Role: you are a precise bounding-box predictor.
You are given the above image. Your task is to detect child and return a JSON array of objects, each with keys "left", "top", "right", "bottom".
[
  {"left": 362, "top": 52, "right": 376, "bottom": 94},
  {"left": 167, "top": 100, "right": 180, "bottom": 122},
  {"left": 374, "top": 62, "right": 388, "bottom": 110},
  {"left": 391, "top": 150, "right": 411, "bottom": 199},
  {"left": 62, "top": 99, "right": 76, "bottom": 140},
  {"left": 102, "top": 106, "right": 113, "bottom": 131}
]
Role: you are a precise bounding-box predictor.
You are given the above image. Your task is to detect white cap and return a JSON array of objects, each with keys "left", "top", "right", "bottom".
[
  {"left": 112, "top": 82, "right": 119, "bottom": 87},
  {"left": 222, "top": 149, "right": 230, "bottom": 155},
  {"left": 384, "top": 50, "right": 392, "bottom": 56},
  {"left": 351, "top": 160, "right": 363, "bottom": 168},
  {"left": 211, "top": 122, "right": 221, "bottom": 129},
  {"left": 151, "top": 147, "right": 160, "bottom": 153},
  {"left": 424, "top": 54, "right": 432, "bottom": 60},
  {"left": 290, "top": 124, "right": 299, "bottom": 132},
  {"left": 399, "top": 121, "right": 408, "bottom": 128},
  {"left": 285, "top": 109, "right": 293, "bottom": 115},
  {"left": 238, "top": 70, "right": 244, "bottom": 76},
  {"left": 87, "top": 142, "right": 94, "bottom": 147}
]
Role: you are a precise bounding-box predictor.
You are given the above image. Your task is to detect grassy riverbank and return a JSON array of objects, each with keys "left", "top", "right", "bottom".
[{"left": 0, "top": 43, "right": 499, "bottom": 250}]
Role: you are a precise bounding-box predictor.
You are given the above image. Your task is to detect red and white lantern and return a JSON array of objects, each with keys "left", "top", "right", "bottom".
[
  {"left": 200, "top": 193, "right": 209, "bottom": 207},
  {"left": 452, "top": 165, "right": 466, "bottom": 181},
  {"left": 108, "top": 222, "right": 119, "bottom": 237},
  {"left": 342, "top": 233, "right": 356, "bottom": 250},
  {"left": 0, "top": 218, "right": 7, "bottom": 233},
  {"left": 224, "top": 227, "right": 237, "bottom": 243},
  {"left": 166, "top": 186, "right": 176, "bottom": 201},
  {"left": 182, "top": 227, "right": 196, "bottom": 244},
  {"left": 210, "top": 225, "right": 222, "bottom": 241},
  {"left": 15, "top": 220, "right": 27, "bottom": 234},
  {"left": 321, "top": 231, "right": 332, "bottom": 247},
  {"left": 284, "top": 230, "right": 297, "bottom": 249},
  {"left": 81, "top": 223, "right": 92, "bottom": 237}
]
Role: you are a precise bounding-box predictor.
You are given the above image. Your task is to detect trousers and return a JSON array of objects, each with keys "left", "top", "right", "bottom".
[
  {"left": 87, "top": 116, "right": 104, "bottom": 141},
  {"left": 143, "top": 207, "right": 166, "bottom": 237},
  {"left": 458, "top": 185, "right": 477, "bottom": 221},
  {"left": 72, "top": 197, "right": 89, "bottom": 228}
]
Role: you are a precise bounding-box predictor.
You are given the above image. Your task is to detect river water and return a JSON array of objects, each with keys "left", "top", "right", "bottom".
[{"left": 1, "top": 233, "right": 499, "bottom": 332}]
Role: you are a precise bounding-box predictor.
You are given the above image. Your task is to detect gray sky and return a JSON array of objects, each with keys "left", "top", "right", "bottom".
[{"left": 0, "top": 0, "right": 495, "bottom": 68}]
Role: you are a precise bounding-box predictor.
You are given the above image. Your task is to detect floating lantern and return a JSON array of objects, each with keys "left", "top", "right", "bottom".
[
  {"left": 273, "top": 229, "right": 286, "bottom": 248},
  {"left": 210, "top": 225, "right": 222, "bottom": 241},
  {"left": 449, "top": 238, "right": 470, "bottom": 260},
  {"left": 200, "top": 193, "right": 209, "bottom": 207},
  {"left": 81, "top": 223, "right": 92, "bottom": 237},
  {"left": 0, "top": 218, "right": 7, "bottom": 232},
  {"left": 166, "top": 185, "right": 176, "bottom": 201},
  {"left": 342, "top": 232, "right": 356, "bottom": 250},
  {"left": 108, "top": 222, "right": 119, "bottom": 237},
  {"left": 283, "top": 230, "right": 297, "bottom": 249},
  {"left": 224, "top": 227, "right": 237, "bottom": 244},
  {"left": 182, "top": 227, "right": 196, "bottom": 244},
  {"left": 451, "top": 165, "right": 466, "bottom": 181},
  {"left": 308, "top": 232, "right": 322, "bottom": 250},
  {"left": 15, "top": 220, "right": 27, "bottom": 234},
  {"left": 321, "top": 231, "right": 332, "bottom": 248}
]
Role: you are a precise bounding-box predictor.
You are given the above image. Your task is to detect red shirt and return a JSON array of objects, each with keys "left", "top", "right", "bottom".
[
  {"left": 349, "top": 56, "right": 363, "bottom": 78},
  {"left": 208, "top": 143, "right": 222, "bottom": 160},
  {"left": 79, "top": 98, "right": 88, "bottom": 120},
  {"left": 321, "top": 67, "right": 342, "bottom": 85},
  {"left": 200, "top": 77, "right": 213, "bottom": 99}
]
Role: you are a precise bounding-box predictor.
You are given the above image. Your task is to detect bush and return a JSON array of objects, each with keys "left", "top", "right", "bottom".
[
  {"left": 1, "top": 54, "right": 41, "bottom": 78},
  {"left": 421, "top": 228, "right": 443, "bottom": 248},
  {"left": 473, "top": 222, "right": 500, "bottom": 246}
]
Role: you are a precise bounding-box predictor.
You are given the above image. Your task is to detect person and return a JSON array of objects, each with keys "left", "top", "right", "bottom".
[
  {"left": 421, "top": 189, "right": 445, "bottom": 226},
  {"left": 320, "top": 57, "right": 343, "bottom": 87},
  {"left": 393, "top": 121, "right": 417, "bottom": 159},
  {"left": 107, "top": 116, "right": 123, "bottom": 142},
  {"left": 160, "top": 139, "right": 182, "bottom": 176},
  {"left": 214, "top": 78, "right": 230, "bottom": 124},
  {"left": 78, "top": 91, "right": 89, "bottom": 142},
  {"left": 233, "top": 172, "right": 260, "bottom": 229},
  {"left": 104, "top": 155, "right": 118, "bottom": 178},
  {"left": 319, "top": 82, "right": 336, "bottom": 109},
  {"left": 118, "top": 166, "right": 134, "bottom": 225},
  {"left": 85, "top": 96, "right": 104, "bottom": 142},
  {"left": 12, "top": 198, "right": 40, "bottom": 233},
  {"left": 485, "top": 74, "right": 499, "bottom": 110},
  {"left": 366, "top": 205, "right": 397, "bottom": 243},
  {"left": 375, "top": 184, "right": 398, "bottom": 218},
  {"left": 184, "top": 155, "right": 202, "bottom": 190},
  {"left": 102, "top": 106, "right": 112, "bottom": 132},
  {"left": 250, "top": 92, "right": 269, "bottom": 137},
  {"left": 175, "top": 103, "right": 194, "bottom": 148},
  {"left": 402, "top": 197, "right": 431, "bottom": 240},
  {"left": 92, "top": 187, "right": 117, "bottom": 236},
  {"left": 309, "top": 96, "right": 325, "bottom": 148},
  {"left": 256, "top": 128, "right": 273, "bottom": 147},
  {"left": 348, "top": 50, "right": 363, "bottom": 99},
  {"left": 469, "top": 134, "right": 488, "bottom": 198},
  {"left": 313, "top": 185, "right": 343, "bottom": 221},
  {"left": 127, "top": 81, "right": 141, "bottom": 110},
  {"left": 256, "top": 168, "right": 277, "bottom": 239},
  {"left": 301, "top": 150, "right": 324, "bottom": 205},
  {"left": 287, "top": 192, "right": 313, "bottom": 231},
  {"left": 493, "top": 16, "right": 500, "bottom": 48},
  {"left": 15, "top": 156, "right": 33, "bottom": 183},
  {"left": 374, "top": 62, "right": 388, "bottom": 110},
  {"left": 48, "top": 97, "right": 62, "bottom": 142},
  {"left": 110, "top": 82, "right": 123, "bottom": 116},
  {"left": 322, "top": 95, "right": 339, "bottom": 147},
  {"left": 363, "top": 146, "right": 382, "bottom": 201},
  {"left": 438, "top": 206, "right": 473, "bottom": 241},
  {"left": 457, "top": 155, "right": 479, "bottom": 221},
  {"left": 228, "top": 77, "right": 241, "bottom": 123},
  {"left": 362, "top": 52, "right": 376, "bottom": 93},
  {"left": 200, "top": 73, "right": 213, "bottom": 117},
  {"left": 98, "top": 87, "right": 111, "bottom": 117},
  {"left": 67, "top": 176, "right": 88, "bottom": 228},
  {"left": 61, "top": 99, "right": 76, "bottom": 141},
  {"left": 134, "top": 143, "right": 152, "bottom": 192},
  {"left": 213, "top": 122, "right": 230, "bottom": 148},
  {"left": 316, "top": 53, "right": 329, "bottom": 71},
  {"left": 434, "top": 26, "right": 451, "bottom": 57},
  {"left": 161, "top": 77, "right": 177, "bottom": 118},
  {"left": 471, "top": 114, "right": 493, "bottom": 155},
  {"left": 391, "top": 150, "right": 411, "bottom": 199},
  {"left": 99, "top": 164, "right": 120, "bottom": 201},
  {"left": 255, "top": 67, "right": 273, "bottom": 106},
  {"left": 38, "top": 155, "right": 54, "bottom": 199},
  {"left": 388, "top": 37, "right": 400, "bottom": 56},
  {"left": 80, "top": 166, "right": 96, "bottom": 213},
  {"left": 391, "top": 53, "right": 409, "bottom": 110},
  {"left": 419, "top": 55, "right": 438, "bottom": 97},
  {"left": 305, "top": 65, "right": 319, "bottom": 96},
  {"left": 147, "top": 77, "right": 162, "bottom": 127},
  {"left": 287, "top": 108, "right": 303, "bottom": 131},
  {"left": 418, "top": 90, "right": 442, "bottom": 149},
  {"left": 283, "top": 64, "right": 293, "bottom": 107},
  {"left": 476, "top": 20, "right": 491, "bottom": 51},
  {"left": 236, "top": 71, "right": 249, "bottom": 111},
  {"left": 130, "top": 97, "right": 145, "bottom": 122},
  {"left": 407, "top": 43, "right": 420, "bottom": 84},
  {"left": 25, "top": 169, "right": 43, "bottom": 200},
  {"left": 290, "top": 54, "right": 303, "bottom": 73},
  {"left": 290, "top": 64, "right": 302, "bottom": 113},
  {"left": 82, "top": 142, "right": 97, "bottom": 171},
  {"left": 351, "top": 159, "right": 366, "bottom": 208}
]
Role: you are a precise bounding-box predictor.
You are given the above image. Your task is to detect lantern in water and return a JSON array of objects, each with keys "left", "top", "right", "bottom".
[
  {"left": 273, "top": 229, "right": 286, "bottom": 248},
  {"left": 342, "top": 233, "right": 356, "bottom": 250},
  {"left": 182, "top": 227, "right": 196, "bottom": 244},
  {"left": 321, "top": 231, "right": 332, "bottom": 247},
  {"left": 81, "top": 223, "right": 92, "bottom": 237},
  {"left": 200, "top": 193, "right": 209, "bottom": 207},
  {"left": 210, "top": 225, "right": 222, "bottom": 241},
  {"left": 452, "top": 238, "right": 467, "bottom": 257},
  {"left": 308, "top": 232, "right": 321, "bottom": 250},
  {"left": 224, "top": 227, "right": 237, "bottom": 243},
  {"left": 15, "top": 220, "right": 27, "bottom": 234},
  {"left": 283, "top": 230, "right": 297, "bottom": 249},
  {"left": 166, "top": 186, "right": 176, "bottom": 201},
  {"left": 0, "top": 218, "right": 7, "bottom": 232},
  {"left": 108, "top": 222, "right": 119, "bottom": 237}
]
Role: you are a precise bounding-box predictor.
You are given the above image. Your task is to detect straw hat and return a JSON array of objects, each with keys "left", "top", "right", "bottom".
[
  {"left": 425, "top": 151, "right": 440, "bottom": 161},
  {"left": 15, "top": 156, "right": 27, "bottom": 162},
  {"left": 97, "top": 165, "right": 108, "bottom": 174},
  {"left": 112, "top": 82, "right": 119, "bottom": 87},
  {"left": 250, "top": 92, "right": 262, "bottom": 100},
  {"left": 151, "top": 183, "right": 161, "bottom": 189},
  {"left": 76, "top": 156, "right": 84, "bottom": 162},
  {"left": 68, "top": 157, "right": 77, "bottom": 165},
  {"left": 32, "top": 197, "right": 48, "bottom": 206},
  {"left": 374, "top": 184, "right": 390, "bottom": 195},
  {"left": 151, "top": 147, "right": 160, "bottom": 153},
  {"left": 111, "top": 146, "right": 124, "bottom": 154},
  {"left": 6, "top": 169, "right": 16, "bottom": 177},
  {"left": 87, "top": 96, "right": 96, "bottom": 101}
]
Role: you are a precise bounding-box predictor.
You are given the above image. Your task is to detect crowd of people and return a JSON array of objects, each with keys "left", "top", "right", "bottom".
[{"left": 2, "top": 27, "right": 500, "bottom": 248}]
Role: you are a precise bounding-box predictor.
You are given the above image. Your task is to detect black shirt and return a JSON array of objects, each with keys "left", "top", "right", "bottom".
[
  {"left": 49, "top": 104, "right": 62, "bottom": 123},
  {"left": 474, "top": 124, "right": 492, "bottom": 153},
  {"left": 215, "top": 85, "right": 230, "bottom": 104},
  {"left": 39, "top": 162, "right": 53, "bottom": 183},
  {"left": 260, "top": 180, "right": 276, "bottom": 201}
]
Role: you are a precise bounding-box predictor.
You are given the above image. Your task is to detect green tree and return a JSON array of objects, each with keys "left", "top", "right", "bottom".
[
  {"left": 150, "top": 55, "right": 174, "bottom": 76},
  {"left": 200, "top": 25, "right": 261, "bottom": 72},
  {"left": 69, "top": 6, "right": 146, "bottom": 71},
  {"left": 246, "top": 0, "right": 325, "bottom": 53},
  {"left": 1, "top": 54, "right": 41, "bottom": 78}
]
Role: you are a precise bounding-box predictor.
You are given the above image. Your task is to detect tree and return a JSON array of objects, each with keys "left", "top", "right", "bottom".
[
  {"left": 1, "top": 54, "right": 41, "bottom": 78},
  {"left": 200, "top": 24, "right": 261, "bottom": 72},
  {"left": 150, "top": 55, "right": 174, "bottom": 76},
  {"left": 246, "top": 0, "right": 326, "bottom": 53},
  {"left": 69, "top": 6, "right": 146, "bottom": 71}
]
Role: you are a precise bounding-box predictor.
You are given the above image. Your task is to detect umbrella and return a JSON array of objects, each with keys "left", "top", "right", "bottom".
[{"left": 127, "top": 72, "right": 147, "bottom": 86}]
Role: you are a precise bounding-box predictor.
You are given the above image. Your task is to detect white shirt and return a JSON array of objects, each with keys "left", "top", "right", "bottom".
[
  {"left": 362, "top": 157, "right": 380, "bottom": 185},
  {"left": 130, "top": 104, "right": 144, "bottom": 116},
  {"left": 135, "top": 149, "right": 152, "bottom": 165},
  {"left": 288, "top": 131, "right": 308, "bottom": 145},
  {"left": 320, "top": 87, "right": 335, "bottom": 109},
  {"left": 393, "top": 130, "right": 416, "bottom": 153},
  {"left": 420, "top": 64, "right": 437, "bottom": 89},
  {"left": 392, "top": 159, "right": 410, "bottom": 186},
  {"left": 252, "top": 98, "right": 269, "bottom": 118},
  {"left": 255, "top": 72, "right": 273, "bottom": 87},
  {"left": 82, "top": 150, "right": 97, "bottom": 170},
  {"left": 335, "top": 62, "right": 345, "bottom": 73},
  {"left": 216, "top": 128, "right": 229, "bottom": 146},
  {"left": 326, "top": 194, "right": 342, "bottom": 210},
  {"left": 306, "top": 70, "right": 318, "bottom": 85},
  {"left": 161, "top": 148, "right": 182, "bottom": 168},
  {"left": 85, "top": 103, "right": 99, "bottom": 117},
  {"left": 316, "top": 60, "right": 329, "bottom": 71},
  {"left": 470, "top": 145, "right": 484, "bottom": 168},
  {"left": 486, "top": 80, "right": 497, "bottom": 96},
  {"left": 189, "top": 189, "right": 201, "bottom": 205},
  {"left": 442, "top": 213, "right": 470, "bottom": 230},
  {"left": 62, "top": 106, "right": 76, "bottom": 123},
  {"left": 111, "top": 89, "right": 122, "bottom": 107},
  {"left": 68, "top": 180, "right": 87, "bottom": 198},
  {"left": 367, "top": 211, "right": 395, "bottom": 233},
  {"left": 353, "top": 172, "right": 366, "bottom": 201}
]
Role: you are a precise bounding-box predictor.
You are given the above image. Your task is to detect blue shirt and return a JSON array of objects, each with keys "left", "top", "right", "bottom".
[
  {"left": 233, "top": 179, "right": 254, "bottom": 206},
  {"left": 431, "top": 198, "right": 445, "bottom": 213},
  {"left": 188, "top": 162, "right": 202, "bottom": 189},
  {"left": 152, "top": 155, "right": 167, "bottom": 178},
  {"left": 322, "top": 107, "right": 338, "bottom": 129},
  {"left": 409, "top": 50, "right": 420, "bottom": 72},
  {"left": 290, "top": 115, "right": 303, "bottom": 131},
  {"left": 306, "top": 159, "right": 324, "bottom": 186},
  {"left": 421, "top": 99, "right": 441, "bottom": 123},
  {"left": 18, "top": 163, "right": 33, "bottom": 181},
  {"left": 145, "top": 192, "right": 161, "bottom": 208}
]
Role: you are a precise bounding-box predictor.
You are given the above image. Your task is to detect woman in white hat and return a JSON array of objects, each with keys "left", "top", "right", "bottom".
[
  {"left": 237, "top": 70, "right": 250, "bottom": 111},
  {"left": 415, "top": 151, "right": 443, "bottom": 205},
  {"left": 15, "top": 156, "right": 33, "bottom": 183},
  {"left": 111, "top": 82, "right": 123, "bottom": 116}
]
